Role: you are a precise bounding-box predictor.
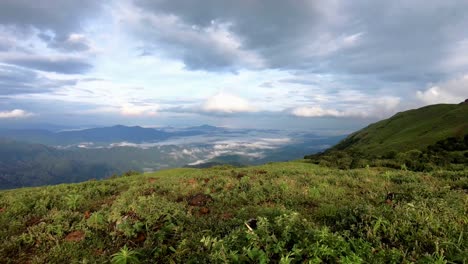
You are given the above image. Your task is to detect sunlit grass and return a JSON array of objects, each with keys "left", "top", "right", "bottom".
[{"left": 0, "top": 160, "right": 466, "bottom": 263}]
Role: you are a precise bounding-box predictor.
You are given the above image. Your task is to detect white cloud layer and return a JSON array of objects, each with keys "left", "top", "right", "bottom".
[
  {"left": 0, "top": 109, "right": 34, "bottom": 119},
  {"left": 416, "top": 75, "right": 468, "bottom": 104},
  {"left": 202, "top": 92, "right": 256, "bottom": 113},
  {"left": 292, "top": 96, "right": 401, "bottom": 118}
]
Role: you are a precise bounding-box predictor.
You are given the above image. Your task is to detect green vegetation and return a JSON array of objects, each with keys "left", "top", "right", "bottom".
[
  {"left": 331, "top": 104, "right": 468, "bottom": 155},
  {"left": 306, "top": 103, "right": 468, "bottom": 171},
  {"left": 1, "top": 161, "right": 466, "bottom": 263}
]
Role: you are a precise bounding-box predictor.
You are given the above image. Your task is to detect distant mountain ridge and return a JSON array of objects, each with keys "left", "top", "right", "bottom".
[{"left": 0, "top": 125, "right": 227, "bottom": 145}]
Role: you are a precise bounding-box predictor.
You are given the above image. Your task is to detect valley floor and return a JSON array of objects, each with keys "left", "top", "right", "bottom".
[{"left": 0, "top": 161, "right": 466, "bottom": 263}]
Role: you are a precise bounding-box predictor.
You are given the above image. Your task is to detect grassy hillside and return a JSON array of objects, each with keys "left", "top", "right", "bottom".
[
  {"left": 333, "top": 103, "right": 468, "bottom": 155},
  {"left": 1, "top": 161, "right": 466, "bottom": 263}
]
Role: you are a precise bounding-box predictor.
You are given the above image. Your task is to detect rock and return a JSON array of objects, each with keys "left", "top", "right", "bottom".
[{"left": 187, "top": 193, "right": 213, "bottom": 206}]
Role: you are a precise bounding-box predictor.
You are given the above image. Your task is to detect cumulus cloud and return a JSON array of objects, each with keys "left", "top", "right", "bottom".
[
  {"left": 416, "top": 75, "right": 468, "bottom": 104},
  {"left": 119, "top": 5, "right": 264, "bottom": 71},
  {"left": 202, "top": 92, "right": 256, "bottom": 113},
  {"left": 130, "top": 0, "right": 468, "bottom": 82},
  {"left": 0, "top": 109, "right": 34, "bottom": 119}
]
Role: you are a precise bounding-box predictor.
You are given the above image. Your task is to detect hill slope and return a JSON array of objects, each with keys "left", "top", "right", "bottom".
[
  {"left": 0, "top": 161, "right": 466, "bottom": 263},
  {"left": 332, "top": 103, "right": 468, "bottom": 155}
]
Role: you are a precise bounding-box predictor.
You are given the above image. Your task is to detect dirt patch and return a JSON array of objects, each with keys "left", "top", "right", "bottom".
[
  {"left": 64, "top": 231, "right": 85, "bottom": 242},
  {"left": 84, "top": 211, "right": 91, "bottom": 219},
  {"left": 93, "top": 249, "right": 105, "bottom": 256},
  {"left": 133, "top": 232, "right": 146, "bottom": 244},
  {"left": 187, "top": 178, "right": 198, "bottom": 185},
  {"left": 234, "top": 172, "right": 247, "bottom": 179},
  {"left": 25, "top": 216, "right": 42, "bottom": 227},
  {"left": 254, "top": 170, "right": 268, "bottom": 175},
  {"left": 142, "top": 187, "right": 156, "bottom": 196},
  {"left": 148, "top": 178, "right": 158, "bottom": 183},
  {"left": 199, "top": 207, "right": 210, "bottom": 214},
  {"left": 0, "top": 207, "right": 5, "bottom": 213},
  {"left": 221, "top": 212, "right": 234, "bottom": 220},
  {"left": 187, "top": 193, "right": 213, "bottom": 206}
]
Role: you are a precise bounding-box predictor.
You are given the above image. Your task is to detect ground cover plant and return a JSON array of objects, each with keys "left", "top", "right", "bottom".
[{"left": 0, "top": 160, "right": 466, "bottom": 263}]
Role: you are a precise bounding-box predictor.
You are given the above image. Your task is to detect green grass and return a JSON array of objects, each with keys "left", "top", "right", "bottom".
[
  {"left": 333, "top": 103, "right": 468, "bottom": 155},
  {"left": 0, "top": 160, "right": 466, "bottom": 263}
]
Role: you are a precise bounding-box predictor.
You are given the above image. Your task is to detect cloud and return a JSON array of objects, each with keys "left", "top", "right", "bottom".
[
  {"left": 130, "top": 0, "right": 468, "bottom": 83},
  {"left": 0, "top": 109, "right": 34, "bottom": 119},
  {"left": 202, "top": 92, "right": 256, "bottom": 113},
  {"left": 416, "top": 75, "right": 468, "bottom": 104},
  {"left": 1, "top": 54, "right": 92, "bottom": 74},
  {"left": 130, "top": 0, "right": 319, "bottom": 71},
  {"left": 120, "top": 5, "right": 264, "bottom": 71},
  {"left": 292, "top": 96, "right": 401, "bottom": 118},
  {"left": 78, "top": 103, "right": 160, "bottom": 117},
  {"left": 39, "top": 33, "right": 92, "bottom": 52},
  {"left": 120, "top": 103, "right": 159, "bottom": 117},
  {"left": 292, "top": 106, "right": 344, "bottom": 118},
  {"left": 0, "top": 0, "right": 103, "bottom": 38},
  {"left": 0, "top": 64, "right": 78, "bottom": 95}
]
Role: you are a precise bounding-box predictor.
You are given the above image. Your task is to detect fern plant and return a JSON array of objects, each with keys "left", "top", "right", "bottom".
[
  {"left": 64, "top": 194, "right": 82, "bottom": 210},
  {"left": 111, "top": 245, "right": 140, "bottom": 264}
]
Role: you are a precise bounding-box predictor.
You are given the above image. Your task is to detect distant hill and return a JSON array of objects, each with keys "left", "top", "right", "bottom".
[
  {"left": 331, "top": 103, "right": 468, "bottom": 155},
  {"left": 0, "top": 139, "right": 118, "bottom": 189},
  {"left": 0, "top": 125, "right": 171, "bottom": 145},
  {"left": 58, "top": 125, "right": 170, "bottom": 144},
  {"left": 306, "top": 102, "right": 468, "bottom": 170}
]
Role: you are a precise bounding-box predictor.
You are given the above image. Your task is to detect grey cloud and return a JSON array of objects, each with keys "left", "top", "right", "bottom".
[
  {"left": 279, "top": 79, "right": 320, "bottom": 86},
  {"left": 2, "top": 55, "right": 92, "bottom": 74},
  {"left": 132, "top": 0, "right": 468, "bottom": 84},
  {"left": 0, "top": 0, "right": 103, "bottom": 38},
  {"left": 0, "top": 38, "right": 13, "bottom": 51},
  {"left": 132, "top": 0, "right": 319, "bottom": 71},
  {"left": 38, "top": 33, "right": 91, "bottom": 52},
  {"left": 0, "top": 64, "right": 77, "bottom": 95},
  {"left": 259, "top": 82, "right": 273, "bottom": 88}
]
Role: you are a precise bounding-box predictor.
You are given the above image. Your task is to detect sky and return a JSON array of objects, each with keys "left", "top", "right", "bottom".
[{"left": 0, "top": 0, "right": 467, "bottom": 130}]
